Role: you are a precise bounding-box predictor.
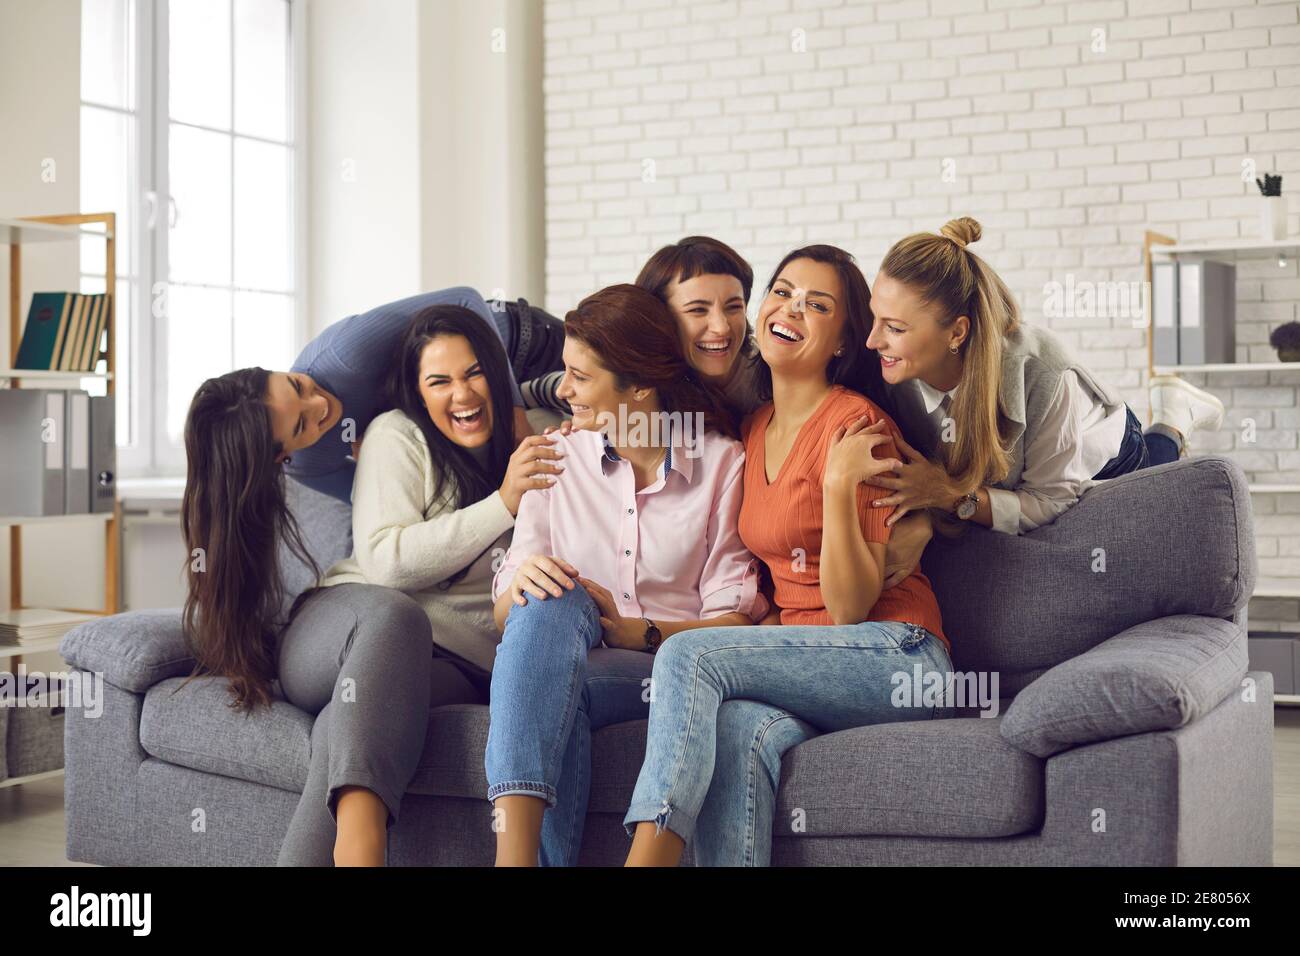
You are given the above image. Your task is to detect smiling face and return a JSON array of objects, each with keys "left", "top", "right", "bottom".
[
  {"left": 866, "top": 271, "right": 969, "bottom": 387},
  {"left": 663, "top": 273, "right": 749, "bottom": 384},
  {"left": 755, "top": 258, "right": 847, "bottom": 384},
  {"left": 265, "top": 371, "right": 343, "bottom": 462},
  {"left": 418, "top": 333, "right": 495, "bottom": 449},
  {"left": 554, "top": 336, "right": 639, "bottom": 433}
]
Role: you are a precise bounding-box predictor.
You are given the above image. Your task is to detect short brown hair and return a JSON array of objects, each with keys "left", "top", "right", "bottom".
[
  {"left": 564, "top": 284, "right": 737, "bottom": 439},
  {"left": 635, "top": 236, "right": 754, "bottom": 306}
]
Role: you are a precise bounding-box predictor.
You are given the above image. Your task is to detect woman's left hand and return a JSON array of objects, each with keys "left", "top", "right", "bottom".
[
  {"left": 578, "top": 577, "right": 647, "bottom": 650},
  {"left": 861, "top": 424, "right": 956, "bottom": 525}
]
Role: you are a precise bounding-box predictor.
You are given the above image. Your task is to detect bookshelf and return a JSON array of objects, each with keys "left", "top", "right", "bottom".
[
  {"left": 1143, "top": 230, "right": 1300, "bottom": 705},
  {"left": 2, "top": 213, "right": 119, "bottom": 688}
]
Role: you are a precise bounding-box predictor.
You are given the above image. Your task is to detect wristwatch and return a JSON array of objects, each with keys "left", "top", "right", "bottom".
[
  {"left": 954, "top": 490, "right": 980, "bottom": 520},
  {"left": 642, "top": 618, "right": 664, "bottom": 654}
]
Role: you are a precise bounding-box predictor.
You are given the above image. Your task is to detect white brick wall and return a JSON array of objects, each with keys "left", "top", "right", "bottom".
[{"left": 542, "top": 0, "right": 1300, "bottom": 626}]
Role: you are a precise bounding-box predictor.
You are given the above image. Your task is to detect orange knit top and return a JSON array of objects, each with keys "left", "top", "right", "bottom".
[{"left": 738, "top": 385, "right": 948, "bottom": 652}]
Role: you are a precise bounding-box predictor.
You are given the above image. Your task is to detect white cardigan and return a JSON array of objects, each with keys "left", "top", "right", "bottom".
[{"left": 319, "top": 409, "right": 514, "bottom": 672}]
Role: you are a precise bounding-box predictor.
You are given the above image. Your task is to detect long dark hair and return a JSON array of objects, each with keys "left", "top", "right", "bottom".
[
  {"left": 564, "top": 284, "right": 738, "bottom": 439},
  {"left": 181, "top": 367, "right": 317, "bottom": 712},
  {"left": 750, "top": 243, "right": 894, "bottom": 417},
  {"left": 387, "top": 305, "right": 514, "bottom": 517}
]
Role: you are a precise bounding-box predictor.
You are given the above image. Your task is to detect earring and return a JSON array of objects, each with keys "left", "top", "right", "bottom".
[{"left": 949, "top": 344, "right": 960, "bottom": 354}]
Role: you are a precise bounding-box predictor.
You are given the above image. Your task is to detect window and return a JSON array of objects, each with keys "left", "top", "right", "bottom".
[
  {"left": 79, "top": 0, "right": 302, "bottom": 476},
  {"left": 79, "top": 0, "right": 138, "bottom": 447}
]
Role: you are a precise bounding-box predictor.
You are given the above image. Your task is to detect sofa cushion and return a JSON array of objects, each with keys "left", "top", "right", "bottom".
[
  {"left": 409, "top": 708, "right": 1041, "bottom": 839},
  {"left": 922, "top": 455, "right": 1255, "bottom": 694},
  {"left": 143, "top": 692, "right": 1040, "bottom": 839},
  {"left": 61, "top": 609, "right": 195, "bottom": 694},
  {"left": 771, "top": 716, "right": 1043, "bottom": 838},
  {"left": 140, "top": 676, "right": 313, "bottom": 793},
  {"left": 1000, "top": 614, "right": 1249, "bottom": 758}
]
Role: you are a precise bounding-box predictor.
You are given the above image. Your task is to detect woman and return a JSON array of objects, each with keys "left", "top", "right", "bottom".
[
  {"left": 267, "top": 286, "right": 563, "bottom": 505},
  {"left": 182, "top": 306, "right": 560, "bottom": 866},
  {"left": 862, "top": 217, "right": 1224, "bottom": 534},
  {"left": 522, "top": 237, "right": 761, "bottom": 419},
  {"left": 622, "top": 244, "right": 954, "bottom": 867},
  {"left": 485, "top": 284, "right": 770, "bottom": 866},
  {"left": 528, "top": 236, "right": 932, "bottom": 589}
]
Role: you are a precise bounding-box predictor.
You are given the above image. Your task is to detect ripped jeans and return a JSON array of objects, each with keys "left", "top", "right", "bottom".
[{"left": 623, "top": 619, "right": 953, "bottom": 856}]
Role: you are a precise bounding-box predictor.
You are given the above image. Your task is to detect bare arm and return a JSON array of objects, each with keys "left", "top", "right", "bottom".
[
  {"left": 577, "top": 577, "right": 753, "bottom": 650},
  {"left": 820, "top": 476, "right": 887, "bottom": 624},
  {"left": 882, "top": 508, "right": 934, "bottom": 588}
]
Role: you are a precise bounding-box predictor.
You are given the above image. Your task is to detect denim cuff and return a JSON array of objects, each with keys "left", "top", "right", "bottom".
[
  {"left": 487, "top": 779, "right": 557, "bottom": 807},
  {"left": 623, "top": 798, "right": 699, "bottom": 846}
]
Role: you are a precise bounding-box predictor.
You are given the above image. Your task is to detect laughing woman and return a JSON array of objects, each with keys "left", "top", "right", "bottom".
[
  {"left": 862, "top": 217, "right": 1224, "bottom": 534},
  {"left": 278, "top": 305, "right": 567, "bottom": 865},
  {"left": 623, "top": 244, "right": 953, "bottom": 867},
  {"left": 183, "top": 305, "right": 561, "bottom": 866},
  {"left": 266, "top": 287, "right": 561, "bottom": 505},
  {"left": 485, "top": 284, "right": 770, "bottom": 866},
  {"left": 630, "top": 236, "right": 934, "bottom": 588}
]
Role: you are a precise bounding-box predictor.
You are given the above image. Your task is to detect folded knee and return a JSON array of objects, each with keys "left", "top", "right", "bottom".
[{"left": 503, "top": 583, "right": 599, "bottom": 641}]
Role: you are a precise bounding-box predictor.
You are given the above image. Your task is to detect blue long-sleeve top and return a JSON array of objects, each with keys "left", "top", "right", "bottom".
[{"left": 286, "top": 287, "right": 522, "bottom": 503}]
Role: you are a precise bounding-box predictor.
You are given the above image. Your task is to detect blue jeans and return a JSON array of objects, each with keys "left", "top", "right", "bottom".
[
  {"left": 623, "top": 619, "right": 954, "bottom": 860},
  {"left": 693, "top": 700, "right": 817, "bottom": 866},
  {"left": 484, "top": 584, "right": 653, "bottom": 866},
  {"left": 1092, "top": 404, "right": 1181, "bottom": 479}
]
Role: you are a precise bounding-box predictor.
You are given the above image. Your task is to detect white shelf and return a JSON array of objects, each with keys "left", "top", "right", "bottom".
[
  {"left": 0, "top": 218, "right": 111, "bottom": 244},
  {"left": 0, "top": 512, "right": 114, "bottom": 528},
  {"left": 0, "top": 633, "right": 71, "bottom": 661},
  {"left": 1150, "top": 237, "right": 1299, "bottom": 260},
  {"left": 0, "top": 368, "right": 112, "bottom": 382},
  {"left": 1253, "top": 579, "right": 1300, "bottom": 600},
  {"left": 0, "top": 769, "right": 64, "bottom": 791},
  {"left": 117, "top": 476, "right": 184, "bottom": 510},
  {"left": 1153, "top": 362, "right": 1300, "bottom": 374},
  {"left": 1250, "top": 484, "right": 1300, "bottom": 494}
]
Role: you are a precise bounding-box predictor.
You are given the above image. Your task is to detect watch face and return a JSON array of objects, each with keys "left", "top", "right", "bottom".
[{"left": 957, "top": 498, "right": 977, "bottom": 520}]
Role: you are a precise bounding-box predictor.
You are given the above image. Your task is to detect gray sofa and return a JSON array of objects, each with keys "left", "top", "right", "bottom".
[{"left": 60, "top": 454, "right": 1273, "bottom": 866}]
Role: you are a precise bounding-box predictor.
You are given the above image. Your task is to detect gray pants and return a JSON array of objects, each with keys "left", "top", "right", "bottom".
[{"left": 274, "top": 583, "right": 485, "bottom": 866}]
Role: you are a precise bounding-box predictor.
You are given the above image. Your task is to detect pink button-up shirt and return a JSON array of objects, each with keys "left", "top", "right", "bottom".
[{"left": 492, "top": 425, "right": 768, "bottom": 624}]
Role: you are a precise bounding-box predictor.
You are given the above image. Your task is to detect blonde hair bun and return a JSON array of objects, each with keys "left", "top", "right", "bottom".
[{"left": 939, "top": 217, "right": 981, "bottom": 249}]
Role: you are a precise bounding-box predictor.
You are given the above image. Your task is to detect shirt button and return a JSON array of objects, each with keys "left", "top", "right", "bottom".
[
  {"left": 624, "top": 549, "right": 631, "bottom": 556},
  {"left": 627, "top": 508, "right": 633, "bottom": 514},
  {"left": 623, "top": 593, "right": 630, "bottom": 599}
]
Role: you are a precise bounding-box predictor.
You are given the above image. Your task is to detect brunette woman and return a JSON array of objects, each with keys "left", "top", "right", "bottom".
[
  {"left": 181, "top": 306, "right": 559, "bottom": 866},
  {"left": 485, "top": 284, "right": 770, "bottom": 866},
  {"left": 622, "top": 245, "right": 953, "bottom": 867}
]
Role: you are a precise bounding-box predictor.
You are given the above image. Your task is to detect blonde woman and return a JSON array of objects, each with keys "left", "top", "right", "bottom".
[{"left": 861, "top": 216, "right": 1223, "bottom": 534}]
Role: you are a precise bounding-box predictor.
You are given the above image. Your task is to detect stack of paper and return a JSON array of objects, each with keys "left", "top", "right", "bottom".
[{"left": 0, "top": 609, "right": 99, "bottom": 646}]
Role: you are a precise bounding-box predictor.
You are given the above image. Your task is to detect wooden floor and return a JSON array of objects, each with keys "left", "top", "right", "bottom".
[{"left": 3, "top": 707, "right": 1298, "bottom": 867}]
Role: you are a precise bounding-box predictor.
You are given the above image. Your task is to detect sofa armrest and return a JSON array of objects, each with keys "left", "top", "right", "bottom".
[
  {"left": 59, "top": 609, "right": 197, "bottom": 693},
  {"left": 999, "top": 613, "right": 1248, "bottom": 758}
]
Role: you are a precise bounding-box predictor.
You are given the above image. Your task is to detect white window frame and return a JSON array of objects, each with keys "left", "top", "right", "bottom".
[{"left": 83, "top": 0, "right": 307, "bottom": 479}]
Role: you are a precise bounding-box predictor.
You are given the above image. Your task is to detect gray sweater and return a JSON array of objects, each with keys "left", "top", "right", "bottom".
[{"left": 319, "top": 409, "right": 514, "bottom": 672}]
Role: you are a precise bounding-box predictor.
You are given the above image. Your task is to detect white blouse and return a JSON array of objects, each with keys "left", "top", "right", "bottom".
[{"left": 913, "top": 370, "right": 1128, "bottom": 535}]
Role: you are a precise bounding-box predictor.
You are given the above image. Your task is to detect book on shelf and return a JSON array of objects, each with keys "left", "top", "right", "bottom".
[{"left": 13, "top": 291, "right": 110, "bottom": 373}]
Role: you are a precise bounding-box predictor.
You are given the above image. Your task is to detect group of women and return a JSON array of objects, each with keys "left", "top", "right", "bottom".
[{"left": 180, "top": 217, "right": 1224, "bottom": 867}]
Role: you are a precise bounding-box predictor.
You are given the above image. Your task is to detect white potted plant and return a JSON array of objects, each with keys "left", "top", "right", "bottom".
[{"left": 1256, "top": 173, "right": 1286, "bottom": 240}]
